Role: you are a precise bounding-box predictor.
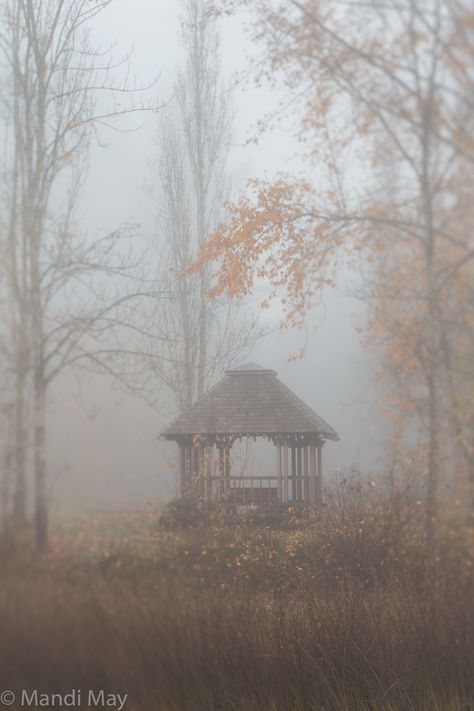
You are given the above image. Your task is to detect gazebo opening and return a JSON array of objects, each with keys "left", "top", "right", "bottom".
[{"left": 161, "top": 363, "right": 339, "bottom": 505}]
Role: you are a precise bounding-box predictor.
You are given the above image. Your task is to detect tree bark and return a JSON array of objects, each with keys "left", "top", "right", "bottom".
[
  {"left": 33, "top": 368, "right": 48, "bottom": 552},
  {"left": 12, "top": 371, "right": 28, "bottom": 528}
]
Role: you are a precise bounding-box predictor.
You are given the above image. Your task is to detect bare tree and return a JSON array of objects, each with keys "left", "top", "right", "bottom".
[
  {"left": 149, "top": 0, "right": 260, "bottom": 412},
  {"left": 0, "top": 0, "right": 157, "bottom": 551}
]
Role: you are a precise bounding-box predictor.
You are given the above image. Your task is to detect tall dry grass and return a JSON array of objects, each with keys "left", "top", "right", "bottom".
[
  {"left": 0, "top": 476, "right": 472, "bottom": 710},
  {"left": 0, "top": 570, "right": 471, "bottom": 710}
]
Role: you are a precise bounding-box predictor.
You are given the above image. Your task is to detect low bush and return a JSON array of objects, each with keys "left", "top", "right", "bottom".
[{"left": 152, "top": 475, "right": 466, "bottom": 591}]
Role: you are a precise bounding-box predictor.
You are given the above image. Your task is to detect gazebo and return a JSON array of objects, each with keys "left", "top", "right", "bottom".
[{"left": 161, "top": 363, "right": 339, "bottom": 505}]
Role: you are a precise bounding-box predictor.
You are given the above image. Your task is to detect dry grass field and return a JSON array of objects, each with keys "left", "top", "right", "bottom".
[{"left": 1, "top": 478, "right": 473, "bottom": 711}]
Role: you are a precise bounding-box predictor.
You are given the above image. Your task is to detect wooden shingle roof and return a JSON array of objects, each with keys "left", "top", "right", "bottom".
[{"left": 161, "top": 364, "right": 339, "bottom": 441}]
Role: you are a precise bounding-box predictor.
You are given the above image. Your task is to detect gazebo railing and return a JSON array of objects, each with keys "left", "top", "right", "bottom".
[
  {"left": 196, "top": 474, "right": 313, "bottom": 504},
  {"left": 179, "top": 439, "right": 324, "bottom": 505},
  {"left": 222, "top": 475, "right": 278, "bottom": 505}
]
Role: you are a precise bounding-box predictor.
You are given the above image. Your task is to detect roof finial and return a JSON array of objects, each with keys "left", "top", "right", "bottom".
[{"left": 225, "top": 362, "right": 277, "bottom": 376}]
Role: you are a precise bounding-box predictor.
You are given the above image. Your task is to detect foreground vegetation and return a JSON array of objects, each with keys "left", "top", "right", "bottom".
[{"left": 1, "top": 477, "right": 473, "bottom": 710}]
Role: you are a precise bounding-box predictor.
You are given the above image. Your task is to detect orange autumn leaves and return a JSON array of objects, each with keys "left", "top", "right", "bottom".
[{"left": 193, "top": 177, "right": 341, "bottom": 329}]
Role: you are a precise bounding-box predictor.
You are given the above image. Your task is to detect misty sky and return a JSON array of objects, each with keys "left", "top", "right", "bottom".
[{"left": 47, "top": 1, "right": 389, "bottom": 509}]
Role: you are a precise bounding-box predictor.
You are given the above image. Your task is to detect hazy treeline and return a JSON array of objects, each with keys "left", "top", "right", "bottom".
[
  {"left": 0, "top": 0, "right": 257, "bottom": 550},
  {"left": 198, "top": 0, "right": 474, "bottom": 549},
  {"left": 0, "top": 0, "right": 473, "bottom": 555}
]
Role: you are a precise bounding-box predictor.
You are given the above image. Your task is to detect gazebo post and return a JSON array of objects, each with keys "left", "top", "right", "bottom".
[
  {"left": 276, "top": 441, "right": 282, "bottom": 502},
  {"left": 206, "top": 445, "right": 212, "bottom": 500},
  {"left": 316, "top": 443, "right": 323, "bottom": 504},
  {"left": 192, "top": 445, "right": 199, "bottom": 497},
  {"left": 218, "top": 446, "right": 225, "bottom": 501},
  {"left": 178, "top": 441, "right": 186, "bottom": 498},
  {"left": 183, "top": 442, "right": 192, "bottom": 499},
  {"left": 224, "top": 444, "right": 231, "bottom": 495},
  {"left": 291, "top": 445, "right": 297, "bottom": 500},
  {"left": 297, "top": 445, "right": 303, "bottom": 500},
  {"left": 198, "top": 447, "right": 206, "bottom": 498},
  {"left": 283, "top": 439, "right": 289, "bottom": 503},
  {"left": 303, "top": 443, "right": 309, "bottom": 502},
  {"left": 309, "top": 442, "right": 316, "bottom": 504}
]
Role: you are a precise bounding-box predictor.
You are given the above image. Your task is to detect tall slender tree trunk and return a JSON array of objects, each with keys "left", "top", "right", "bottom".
[
  {"left": 31, "top": 244, "right": 48, "bottom": 551},
  {"left": 425, "top": 367, "right": 439, "bottom": 551},
  {"left": 425, "top": 202, "right": 439, "bottom": 553},
  {"left": 193, "top": 17, "right": 208, "bottom": 400},
  {"left": 7, "top": 142, "right": 29, "bottom": 529},
  {"left": 179, "top": 285, "right": 194, "bottom": 408},
  {"left": 33, "top": 362, "right": 47, "bottom": 552},
  {"left": 1, "top": 413, "right": 14, "bottom": 537},
  {"left": 197, "top": 213, "right": 208, "bottom": 398},
  {"left": 421, "top": 86, "right": 440, "bottom": 553},
  {"left": 12, "top": 366, "right": 28, "bottom": 527}
]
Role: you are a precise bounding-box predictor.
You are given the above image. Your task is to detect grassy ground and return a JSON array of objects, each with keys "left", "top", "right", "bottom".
[{"left": 1, "top": 485, "right": 473, "bottom": 710}]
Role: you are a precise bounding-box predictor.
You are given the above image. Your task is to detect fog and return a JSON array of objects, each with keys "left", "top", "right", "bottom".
[
  {"left": 2, "top": 3, "right": 472, "bottom": 706},
  {"left": 35, "top": 1, "right": 386, "bottom": 510},
  {"left": 5, "top": 0, "right": 468, "bottom": 526}
]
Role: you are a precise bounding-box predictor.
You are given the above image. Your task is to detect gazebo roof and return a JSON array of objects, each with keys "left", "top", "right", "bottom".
[{"left": 161, "top": 363, "right": 339, "bottom": 441}]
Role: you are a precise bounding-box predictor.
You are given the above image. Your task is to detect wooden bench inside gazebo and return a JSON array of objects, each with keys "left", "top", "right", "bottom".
[{"left": 161, "top": 363, "right": 339, "bottom": 505}]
